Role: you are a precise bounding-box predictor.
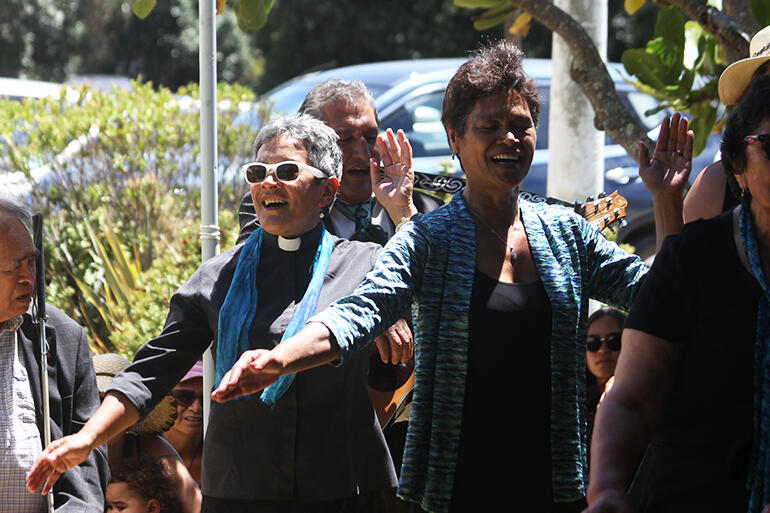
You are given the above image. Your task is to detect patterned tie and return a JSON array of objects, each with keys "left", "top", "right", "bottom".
[{"left": 338, "top": 200, "right": 389, "bottom": 246}]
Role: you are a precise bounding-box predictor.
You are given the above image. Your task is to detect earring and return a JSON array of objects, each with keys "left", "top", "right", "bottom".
[
  {"left": 741, "top": 188, "right": 750, "bottom": 203},
  {"left": 320, "top": 211, "right": 325, "bottom": 219}
]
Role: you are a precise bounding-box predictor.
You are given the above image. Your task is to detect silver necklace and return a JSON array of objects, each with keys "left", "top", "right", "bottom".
[{"left": 467, "top": 205, "right": 518, "bottom": 265}]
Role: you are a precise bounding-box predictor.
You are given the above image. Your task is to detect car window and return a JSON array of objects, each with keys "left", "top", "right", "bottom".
[{"left": 380, "top": 91, "right": 449, "bottom": 158}]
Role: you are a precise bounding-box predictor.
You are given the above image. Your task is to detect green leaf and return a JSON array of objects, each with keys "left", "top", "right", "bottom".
[
  {"left": 474, "top": 10, "right": 510, "bottom": 31},
  {"left": 688, "top": 103, "right": 718, "bottom": 157},
  {"left": 133, "top": 0, "right": 157, "bottom": 19},
  {"left": 454, "top": 0, "right": 506, "bottom": 8},
  {"left": 622, "top": 48, "right": 669, "bottom": 90},
  {"left": 752, "top": 0, "right": 770, "bottom": 27},
  {"left": 654, "top": 6, "right": 685, "bottom": 50},
  {"left": 233, "top": 0, "right": 272, "bottom": 31}
]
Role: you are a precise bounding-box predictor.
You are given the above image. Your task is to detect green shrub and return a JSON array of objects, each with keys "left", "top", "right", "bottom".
[{"left": 0, "top": 80, "right": 258, "bottom": 356}]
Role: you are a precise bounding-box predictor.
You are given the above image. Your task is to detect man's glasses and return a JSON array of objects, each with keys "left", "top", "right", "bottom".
[
  {"left": 242, "top": 161, "right": 326, "bottom": 184},
  {"left": 586, "top": 332, "right": 621, "bottom": 352},
  {"left": 744, "top": 134, "right": 770, "bottom": 160},
  {"left": 172, "top": 389, "right": 203, "bottom": 407}
]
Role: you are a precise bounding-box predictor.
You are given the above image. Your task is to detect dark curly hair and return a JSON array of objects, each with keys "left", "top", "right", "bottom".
[
  {"left": 441, "top": 40, "right": 540, "bottom": 137},
  {"left": 109, "top": 456, "right": 182, "bottom": 513},
  {"left": 721, "top": 74, "right": 770, "bottom": 205}
]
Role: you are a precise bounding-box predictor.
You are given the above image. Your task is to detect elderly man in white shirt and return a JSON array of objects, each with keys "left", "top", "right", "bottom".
[{"left": 0, "top": 196, "right": 108, "bottom": 512}]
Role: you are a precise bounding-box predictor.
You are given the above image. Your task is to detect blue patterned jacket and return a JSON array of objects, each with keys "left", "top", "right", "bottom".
[{"left": 312, "top": 192, "right": 649, "bottom": 512}]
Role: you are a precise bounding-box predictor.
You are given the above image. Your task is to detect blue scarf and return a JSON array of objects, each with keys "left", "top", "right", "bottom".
[
  {"left": 740, "top": 205, "right": 770, "bottom": 513},
  {"left": 215, "top": 225, "right": 334, "bottom": 405}
]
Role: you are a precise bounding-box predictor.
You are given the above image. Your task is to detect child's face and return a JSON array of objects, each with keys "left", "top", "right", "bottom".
[{"left": 106, "top": 482, "right": 156, "bottom": 513}]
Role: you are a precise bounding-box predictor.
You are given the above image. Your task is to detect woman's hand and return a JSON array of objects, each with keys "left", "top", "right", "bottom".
[
  {"left": 211, "top": 349, "right": 283, "bottom": 403},
  {"left": 26, "top": 431, "right": 95, "bottom": 495},
  {"left": 638, "top": 112, "right": 694, "bottom": 199},
  {"left": 370, "top": 128, "right": 418, "bottom": 223}
]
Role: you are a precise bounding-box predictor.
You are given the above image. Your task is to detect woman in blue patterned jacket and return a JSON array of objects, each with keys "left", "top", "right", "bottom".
[{"left": 213, "top": 41, "right": 693, "bottom": 513}]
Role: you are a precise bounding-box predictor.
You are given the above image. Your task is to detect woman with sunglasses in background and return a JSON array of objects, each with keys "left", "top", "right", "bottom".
[
  {"left": 587, "top": 75, "right": 770, "bottom": 513},
  {"left": 163, "top": 362, "right": 204, "bottom": 487},
  {"left": 584, "top": 308, "right": 625, "bottom": 462},
  {"left": 28, "top": 115, "right": 402, "bottom": 512}
]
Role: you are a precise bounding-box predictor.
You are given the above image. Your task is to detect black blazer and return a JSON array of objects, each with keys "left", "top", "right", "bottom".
[{"left": 19, "top": 306, "right": 109, "bottom": 512}]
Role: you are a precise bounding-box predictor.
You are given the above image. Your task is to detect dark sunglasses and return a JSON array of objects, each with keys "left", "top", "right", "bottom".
[
  {"left": 172, "top": 389, "right": 203, "bottom": 407},
  {"left": 744, "top": 133, "right": 770, "bottom": 160},
  {"left": 242, "top": 161, "right": 326, "bottom": 184},
  {"left": 586, "top": 332, "right": 621, "bottom": 352}
]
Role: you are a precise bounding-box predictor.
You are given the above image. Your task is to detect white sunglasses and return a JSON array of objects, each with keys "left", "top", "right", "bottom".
[{"left": 241, "top": 161, "right": 326, "bottom": 184}]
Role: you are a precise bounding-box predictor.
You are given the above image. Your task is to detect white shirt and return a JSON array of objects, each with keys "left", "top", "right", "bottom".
[{"left": 0, "top": 316, "right": 47, "bottom": 513}]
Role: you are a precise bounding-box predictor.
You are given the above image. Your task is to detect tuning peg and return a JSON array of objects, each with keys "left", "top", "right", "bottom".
[
  {"left": 585, "top": 195, "right": 594, "bottom": 203},
  {"left": 598, "top": 192, "right": 606, "bottom": 199}
]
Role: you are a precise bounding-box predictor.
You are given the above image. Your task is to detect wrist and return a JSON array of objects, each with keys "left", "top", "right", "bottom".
[{"left": 387, "top": 203, "right": 418, "bottom": 226}]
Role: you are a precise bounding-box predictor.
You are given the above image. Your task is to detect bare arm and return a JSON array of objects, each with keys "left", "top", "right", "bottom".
[
  {"left": 639, "top": 113, "right": 694, "bottom": 251},
  {"left": 683, "top": 161, "right": 728, "bottom": 223},
  {"left": 585, "top": 328, "right": 681, "bottom": 512},
  {"left": 159, "top": 457, "right": 202, "bottom": 513},
  {"left": 27, "top": 392, "right": 140, "bottom": 495}
]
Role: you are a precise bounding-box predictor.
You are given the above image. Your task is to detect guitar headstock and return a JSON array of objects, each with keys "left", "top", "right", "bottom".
[{"left": 573, "top": 191, "right": 628, "bottom": 232}]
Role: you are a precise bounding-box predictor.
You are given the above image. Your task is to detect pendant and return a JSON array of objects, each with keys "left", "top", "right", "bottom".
[{"left": 510, "top": 249, "right": 518, "bottom": 266}]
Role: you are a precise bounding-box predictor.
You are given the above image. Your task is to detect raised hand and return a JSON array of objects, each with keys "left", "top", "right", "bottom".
[
  {"left": 211, "top": 349, "right": 283, "bottom": 403},
  {"left": 370, "top": 128, "right": 418, "bottom": 222},
  {"left": 639, "top": 113, "right": 694, "bottom": 199}
]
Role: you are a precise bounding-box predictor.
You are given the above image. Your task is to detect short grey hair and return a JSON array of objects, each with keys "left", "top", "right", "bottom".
[
  {"left": 253, "top": 114, "right": 343, "bottom": 180},
  {"left": 299, "top": 78, "right": 379, "bottom": 126},
  {"left": 0, "top": 196, "right": 33, "bottom": 236}
]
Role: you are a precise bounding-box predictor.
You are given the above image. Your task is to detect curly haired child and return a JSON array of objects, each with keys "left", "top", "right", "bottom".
[{"left": 106, "top": 456, "right": 182, "bottom": 513}]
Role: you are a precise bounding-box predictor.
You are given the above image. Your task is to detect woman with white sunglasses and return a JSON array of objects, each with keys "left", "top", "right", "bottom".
[{"left": 28, "top": 115, "right": 400, "bottom": 512}]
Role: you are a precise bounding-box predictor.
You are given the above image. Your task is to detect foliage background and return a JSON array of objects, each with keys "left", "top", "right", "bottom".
[{"left": 0, "top": 83, "right": 252, "bottom": 356}]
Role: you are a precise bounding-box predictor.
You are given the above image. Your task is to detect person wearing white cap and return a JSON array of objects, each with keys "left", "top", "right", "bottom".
[{"left": 684, "top": 25, "right": 770, "bottom": 223}]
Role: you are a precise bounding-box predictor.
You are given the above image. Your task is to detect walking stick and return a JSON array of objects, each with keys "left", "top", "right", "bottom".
[{"left": 32, "top": 213, "right": 54, "bottom": 513}]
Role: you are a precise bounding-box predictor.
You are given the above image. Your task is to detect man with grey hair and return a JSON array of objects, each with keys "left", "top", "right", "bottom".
[
  {"left": 0, "top": 196, "right": 108, "bottom": 512},
  {"left": 28, "top": 116, "right": 398, "bottom": 512},
  {"left": 239, "top": 78, "right": 442, "bottom": 245}
]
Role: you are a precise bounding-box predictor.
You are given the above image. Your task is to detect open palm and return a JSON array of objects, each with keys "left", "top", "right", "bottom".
[{"left": 638, "top": 112, "right": 694, "bottom": 198}]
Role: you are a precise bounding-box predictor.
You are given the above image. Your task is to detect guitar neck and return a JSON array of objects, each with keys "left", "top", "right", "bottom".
[{"left": 412, "top": 171, "right": 627, "bottom": 231}]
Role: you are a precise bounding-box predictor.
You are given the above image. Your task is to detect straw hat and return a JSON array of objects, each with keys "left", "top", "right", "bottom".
[
  {"left": 719, "top": 25, "right": 770, "bottom": 105},
  {"left": 91, "top": 353, "right": 177, "bottom": 436}
]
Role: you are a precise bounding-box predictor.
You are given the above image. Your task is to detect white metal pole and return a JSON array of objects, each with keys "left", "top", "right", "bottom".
[
  {"left": 547, "top": 0, "right": 607, "bottom": 203},
  {"left": 199, "top": 0, "right": 219, "bottom": 435}
]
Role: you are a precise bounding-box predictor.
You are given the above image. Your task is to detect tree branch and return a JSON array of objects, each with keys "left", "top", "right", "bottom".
[
  {"left": 723, "top": 0, "right": 761, "bottom": 36},
  {"left": 509, "top": 0, "right": 652, "bottom": 159},
  {"left": 665, "top": 0, "right": 750, "bottom": 62}
]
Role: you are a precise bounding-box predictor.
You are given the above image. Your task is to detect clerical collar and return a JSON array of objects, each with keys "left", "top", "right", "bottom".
[{"left": 262, "top": 222, "right": 324, "bottom": 252}]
